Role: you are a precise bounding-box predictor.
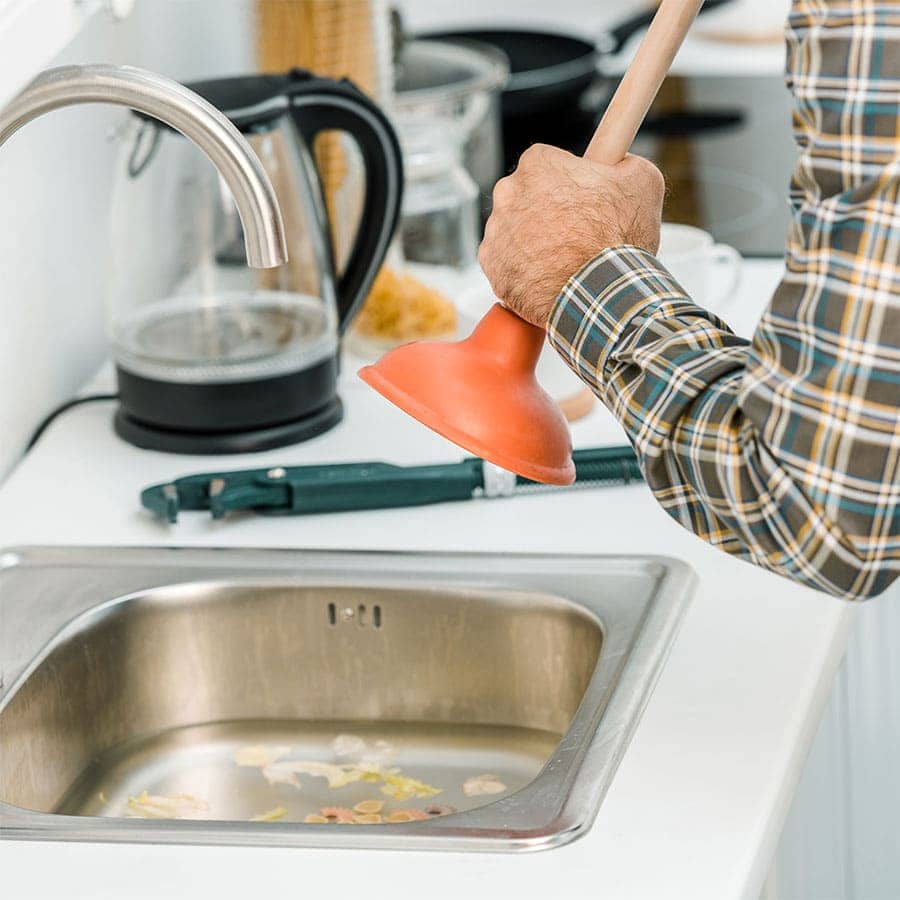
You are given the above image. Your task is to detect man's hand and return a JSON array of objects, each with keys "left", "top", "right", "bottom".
[{"left": 478, "top": 145, "right": 666, "bottom": 328}]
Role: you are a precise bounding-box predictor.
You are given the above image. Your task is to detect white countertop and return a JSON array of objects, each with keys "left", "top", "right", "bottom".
[{"left": 0, "top": 260, "right": 855, "bottom": 899}]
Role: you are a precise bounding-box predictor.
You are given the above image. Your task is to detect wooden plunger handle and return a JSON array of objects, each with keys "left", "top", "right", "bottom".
[{"left": 584, "top": 0, "right": 705, "bottom": 165}]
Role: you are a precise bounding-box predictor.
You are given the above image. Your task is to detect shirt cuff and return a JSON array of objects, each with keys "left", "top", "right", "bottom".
[{"left": 547, "top": 245, "right": 698, "bottom": 394}]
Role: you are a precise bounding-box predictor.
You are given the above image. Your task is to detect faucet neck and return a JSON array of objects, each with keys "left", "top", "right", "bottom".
[{"left": 0, "top": 64, "right": 287, "bottom": 268}]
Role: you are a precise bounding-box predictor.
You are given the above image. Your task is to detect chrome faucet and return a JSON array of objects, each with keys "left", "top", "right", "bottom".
[{"left": 0, "top": 64, "right": 288, "bottom": 268}]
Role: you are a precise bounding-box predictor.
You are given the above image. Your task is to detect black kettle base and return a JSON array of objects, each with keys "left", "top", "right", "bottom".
[{"left": 114, "top": 397, "right": 343, "bottom": 455}]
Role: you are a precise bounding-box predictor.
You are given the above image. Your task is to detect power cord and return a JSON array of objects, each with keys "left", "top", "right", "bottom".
[{"left": 25, "top": 394, "right": 119, "bottom": 452}]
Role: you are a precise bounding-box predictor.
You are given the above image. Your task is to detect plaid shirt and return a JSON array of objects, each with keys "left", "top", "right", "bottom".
[{"left": 548, "top": 0, "right": 900, "bottom": 601}]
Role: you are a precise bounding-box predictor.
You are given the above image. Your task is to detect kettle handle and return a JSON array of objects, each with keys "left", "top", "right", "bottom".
[{"left": 284, "top": 71, "right": 403, "bottom": 333}]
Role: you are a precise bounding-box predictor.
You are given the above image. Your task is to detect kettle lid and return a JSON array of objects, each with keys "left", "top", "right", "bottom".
[{"left": 135, "top": 69, "right": 318, "bottom": 133}]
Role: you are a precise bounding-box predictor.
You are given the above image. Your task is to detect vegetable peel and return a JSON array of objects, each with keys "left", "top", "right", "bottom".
[
  {"left": 126, "top": 791, "right": 209, "bottom": 820},
  {"left": 251, "top": 806, "right": 288, "bottom": 822},
  {"left": 234, "top": 744, "right": 291, "bottom": 767},
  {"left": 461, "top": 774, "right": 507, "bottom": 797}
]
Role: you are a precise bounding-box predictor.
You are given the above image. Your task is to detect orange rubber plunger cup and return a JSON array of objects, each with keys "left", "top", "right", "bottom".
[
  {"left": 360, "top": 303, "right": 575, "bottom": 485},
  {"left": 360, "top": 0, "right": 705, "bottom": 484}
]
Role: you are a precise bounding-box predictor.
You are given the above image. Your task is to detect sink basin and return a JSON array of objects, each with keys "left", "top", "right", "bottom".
[{"left": 0, "top": 547, "right": 692, "bottom": 851}]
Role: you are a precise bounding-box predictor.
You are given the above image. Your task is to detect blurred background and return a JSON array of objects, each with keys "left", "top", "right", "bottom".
[{"left": 0, "top": 0, "right": 794, "bottom": 475}]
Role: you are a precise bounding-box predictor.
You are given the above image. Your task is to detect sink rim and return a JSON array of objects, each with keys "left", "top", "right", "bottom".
[{"left": 0, "top": 546, "right": 694, "bottom": 853}]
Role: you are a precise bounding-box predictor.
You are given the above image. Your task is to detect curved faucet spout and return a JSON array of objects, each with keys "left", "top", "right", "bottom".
[{"left": 0, "top": 64, "right": 288, "bottom": 268}]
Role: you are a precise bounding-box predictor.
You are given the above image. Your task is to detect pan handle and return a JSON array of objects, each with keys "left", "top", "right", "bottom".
[{"left": 598, "top": 0, "right": 736, "bottom": 56}]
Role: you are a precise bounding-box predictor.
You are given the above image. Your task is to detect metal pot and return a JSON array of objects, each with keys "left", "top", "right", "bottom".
[{"left": 394, "top": 38, "right": 508, "bottom": 222}]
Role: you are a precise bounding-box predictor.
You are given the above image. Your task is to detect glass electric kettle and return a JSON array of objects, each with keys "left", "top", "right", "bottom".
[{"left": 108, "top": 70, "right": 403, "bottom": 453}]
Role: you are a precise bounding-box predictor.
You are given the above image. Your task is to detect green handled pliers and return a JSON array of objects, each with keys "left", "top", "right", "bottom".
[{"left": 141, "top": 446, "right": 643, "bottom": 524}]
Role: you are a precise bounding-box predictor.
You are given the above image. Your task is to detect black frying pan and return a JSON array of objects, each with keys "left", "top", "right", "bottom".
[{"left": 428, "top": 0, "right": 735, "bottom": 168}]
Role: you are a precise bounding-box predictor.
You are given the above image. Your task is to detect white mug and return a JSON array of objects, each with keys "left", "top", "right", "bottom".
[{"left": 657, "top": 223, "right": 741, "bottom": 314}]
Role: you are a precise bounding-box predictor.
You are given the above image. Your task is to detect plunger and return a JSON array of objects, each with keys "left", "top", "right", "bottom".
[{"left": 360, "top": 0, "right": 706, "bottom": 485}]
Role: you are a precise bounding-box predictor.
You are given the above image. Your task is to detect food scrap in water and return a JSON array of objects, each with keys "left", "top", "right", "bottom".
[
  {"left": 425, "top": 804, "right": 457, "bottom": 817},
  {"left": 263, "top": 760, "right": 365, "bottom": 789},
  {"left": 352, "top": 813, "right": 383, "bottom": 825},
  {"left": 261, "top": 763, "right": 301, "bottom": 789},
  {"left": 302, "top": 803, "right": 433, "bottom": 826},
  {"left": 331, "top": 733, "right": 367, "bottom": 758},
  {"left": 233, "top": 744, "right": 291, "bottom": 767},
  {"left": 238, "top": 734, "right": 441, "bottom": 810},
  {"left": 258, "top": 759, "right": 436, "bottom": 800},
  {"left": 353, "top": 799, "right": 385, "bottom": 815},
  {"left": 331, "top": 734, "right": 397, "bottom": 767},
  {"left": 251, "top": 806, "right": 288, "bottom": 822},
  {"left": 360, "top": 739, "right": 398, "bottom": 767},
  {"left": 461, "top": 774, "right": 507, "bottom": 797},
  {"left": 384, "top": 808, "right": 428, "bottom": 823},
  {"left": 126, "top": 791, "right": 209, "bottom": 820},
  {"left": 380, "top": 772, "right": 442, "bottom": 802},
  {"left": 320, "top": 806, "right": 356, "bottom": 824},
  {"left": 398, "top": 808, "right": 429, "bottom": 821},
  {"left": 385, "top": 810, "right": 415, "bottom": 823}
]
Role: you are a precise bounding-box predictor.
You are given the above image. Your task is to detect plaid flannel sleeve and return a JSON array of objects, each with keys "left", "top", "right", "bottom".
[{"left": 547, "top": 1, "right": 900, "bottom": 600}]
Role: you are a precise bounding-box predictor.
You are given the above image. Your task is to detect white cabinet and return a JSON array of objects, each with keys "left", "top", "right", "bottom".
[{"left": 766, "top": 586, "right": 900, "bottom": 899}]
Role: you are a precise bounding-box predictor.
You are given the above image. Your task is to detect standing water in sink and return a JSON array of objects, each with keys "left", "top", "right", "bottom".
[{"left": 57, "top": 720, "right": 560, "bottom": 824}]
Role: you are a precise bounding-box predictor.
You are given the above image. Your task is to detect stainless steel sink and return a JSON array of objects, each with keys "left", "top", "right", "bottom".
[{"left": 0, "top": 547, "right": 693, "bottom": 851}]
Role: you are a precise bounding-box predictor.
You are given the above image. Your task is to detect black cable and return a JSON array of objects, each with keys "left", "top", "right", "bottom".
[{"left": 25, "top": 394, "right": 119, "bottom": 452}]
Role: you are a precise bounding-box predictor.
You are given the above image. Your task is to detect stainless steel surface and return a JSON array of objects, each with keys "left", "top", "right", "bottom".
[
  {"left": 0, "top": 64, "right": 287, "bottom": 268},
  {"left": 0, "top": 547, "right": 693, "bottom": 852}
]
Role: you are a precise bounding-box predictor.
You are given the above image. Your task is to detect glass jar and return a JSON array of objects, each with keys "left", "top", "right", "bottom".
[
  {"left": 399, "top": 121, "right": 479, "bottom": 269},
  {"left": 394, "top": 39, "right": 508, "bottom": 224}
]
